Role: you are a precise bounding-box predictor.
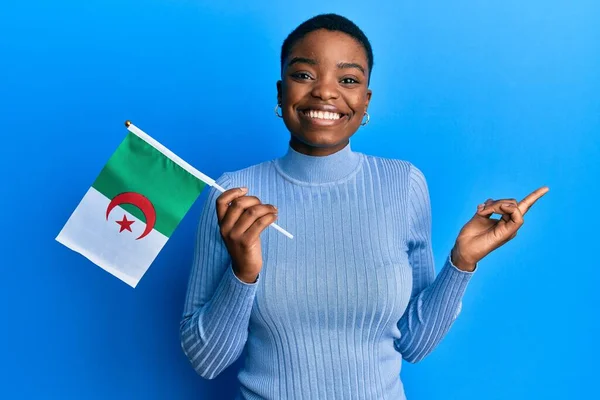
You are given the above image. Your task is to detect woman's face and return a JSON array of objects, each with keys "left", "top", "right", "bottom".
[{"left": 277, "top": 29, "right": 372, "bottom": 155}]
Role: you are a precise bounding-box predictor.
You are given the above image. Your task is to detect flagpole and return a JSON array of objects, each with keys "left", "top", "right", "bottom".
[{"left": 124, "top": 121, "right": 294, "bottom": 240}]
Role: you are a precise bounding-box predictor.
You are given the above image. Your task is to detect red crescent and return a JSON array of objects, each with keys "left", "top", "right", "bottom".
[{"left": 106, "top": 192, "right": 156, "bottom": 240}]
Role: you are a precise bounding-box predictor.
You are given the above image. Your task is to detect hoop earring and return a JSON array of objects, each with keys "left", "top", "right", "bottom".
[
  {"left": 361, "top": 111, "right": 370, "bottom": 126},
  {"left": 274, "top": 104, "right": 283, "bottom": 118}
]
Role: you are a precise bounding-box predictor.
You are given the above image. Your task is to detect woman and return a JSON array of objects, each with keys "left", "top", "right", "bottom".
[{"left": 180, "top": 13, "right": 548, "bottom": 399}]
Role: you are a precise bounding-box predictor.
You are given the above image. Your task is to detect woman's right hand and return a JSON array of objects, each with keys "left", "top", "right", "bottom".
[{"left": 216, "top": 187, "right": 278, "bottom": 283}]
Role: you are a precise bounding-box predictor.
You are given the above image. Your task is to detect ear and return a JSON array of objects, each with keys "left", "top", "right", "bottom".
[
  {"left": 365, "top": 88, "right": 372, "bottom": 111},
  {"left": 276, "top": 80, "right": 282, "bottom": 105}
]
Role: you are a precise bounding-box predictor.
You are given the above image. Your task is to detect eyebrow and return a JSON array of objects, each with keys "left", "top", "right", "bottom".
[
  {"left": 287, "top": 57, "right": 366, "bottom": 75},
  {"left": 337, "top": 62, "right": 365, "bottom": 75},
  {"left": 288, "top": 57, "right": 317, "bottom": 67}
]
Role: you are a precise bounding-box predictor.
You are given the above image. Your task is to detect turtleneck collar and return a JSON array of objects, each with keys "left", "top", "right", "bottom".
[{"left": 274, "top": 141, "right": 363, "bottom": 185}]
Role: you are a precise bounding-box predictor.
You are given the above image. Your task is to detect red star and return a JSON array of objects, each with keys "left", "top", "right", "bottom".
[{"left": 116, "top": 215, "right": 135, "bottom": 233}]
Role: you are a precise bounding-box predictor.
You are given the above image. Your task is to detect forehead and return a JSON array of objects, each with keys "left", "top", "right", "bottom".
[{"left": 287, "top": 29, "right": 368, "bottom": 66}]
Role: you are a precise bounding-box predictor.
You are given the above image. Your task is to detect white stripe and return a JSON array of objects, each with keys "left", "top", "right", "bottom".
[{"left": 56, "top": 187, "right": 169, "bottom": 288}]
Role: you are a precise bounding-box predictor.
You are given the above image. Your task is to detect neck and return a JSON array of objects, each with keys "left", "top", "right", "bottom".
[
  {"left": 274, "top": 139, "right": 363, "bottom": 185},
  {"left": 289, "top": 136, "right": 350, "bottom": 157}
]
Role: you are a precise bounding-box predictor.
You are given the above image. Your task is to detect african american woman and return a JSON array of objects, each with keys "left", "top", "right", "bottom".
[{"left": 179, "top": 13, "right": 549, "bottom": 400}]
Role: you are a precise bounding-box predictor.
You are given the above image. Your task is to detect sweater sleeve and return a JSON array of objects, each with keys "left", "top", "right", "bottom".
[
  {"left": 394, "top": 164, "right": 475, "bottom": 363},
  {"left": 179, "top": 172, "right": 259, "bottom": 379}
]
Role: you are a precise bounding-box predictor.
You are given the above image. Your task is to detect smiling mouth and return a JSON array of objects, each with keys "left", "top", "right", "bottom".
[{"left": 300, "top": 109, "right": 346, "bottom": 121}]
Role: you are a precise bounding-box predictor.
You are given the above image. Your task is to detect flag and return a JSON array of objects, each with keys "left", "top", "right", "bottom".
[{"left": 56, "top": 122, "right": 211, "bottom": 288}]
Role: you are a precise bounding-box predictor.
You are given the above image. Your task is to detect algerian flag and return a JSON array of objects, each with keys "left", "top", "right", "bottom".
[
  {"left": 56, "top": 122, "right": 215, "bottom": 288},
  {"left": 57, "top": 121, "right": 292, "bottom": 288}
]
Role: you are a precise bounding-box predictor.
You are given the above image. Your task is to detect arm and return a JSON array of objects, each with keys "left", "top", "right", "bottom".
[
  {"left": 179, "top": 173, "right": 258, "bottom": 379},
  {"left": 394, "top": 164, "right": 475, "bottom": 363}
]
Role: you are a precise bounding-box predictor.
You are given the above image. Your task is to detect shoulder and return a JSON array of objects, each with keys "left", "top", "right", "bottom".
[
  {"left": 214, "top": 159, "right": 275, "bottom": 187},
  {"left": 360, "top": 152, "right": 426, "bottom": 183}
]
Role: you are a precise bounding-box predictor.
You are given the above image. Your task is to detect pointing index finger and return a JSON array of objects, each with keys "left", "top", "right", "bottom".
[{"left": 518, "top": 186, "right": 549, "bottom": 214}]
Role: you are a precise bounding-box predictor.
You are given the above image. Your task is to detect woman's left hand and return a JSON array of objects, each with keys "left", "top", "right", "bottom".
[{"left": 450, "top": 186, "right": 550, "bottom": 272}]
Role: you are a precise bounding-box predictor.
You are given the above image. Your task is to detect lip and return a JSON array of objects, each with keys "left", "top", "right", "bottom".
[
  {"left": 299, "top": 104, "right": 346, "bottom": 114},
  {"left": 297, "top": 104, "right": 349, "bottom": 127},
  {"left": 297, "top": 107, "right": 348, "bottom": 126}
]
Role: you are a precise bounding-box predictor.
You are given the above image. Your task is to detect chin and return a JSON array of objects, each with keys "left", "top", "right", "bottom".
[
  {"left": 284, "top": 114, "right": 355, "bottom": 146},
  {"left": 291, "top": 131, "right": 349, "bottom": 148}
]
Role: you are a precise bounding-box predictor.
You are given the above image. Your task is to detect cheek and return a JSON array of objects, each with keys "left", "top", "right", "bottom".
[
  {"left": 348, "top": 91, "right": 368, "bottom": 111},
  {"left": 282, "top": 80, "right": 307, "bottom": 104}
]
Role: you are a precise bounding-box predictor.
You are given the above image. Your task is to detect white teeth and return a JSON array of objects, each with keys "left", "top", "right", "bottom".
[{"left": 306, "top": 110, "right": 341, "bottom": 120}]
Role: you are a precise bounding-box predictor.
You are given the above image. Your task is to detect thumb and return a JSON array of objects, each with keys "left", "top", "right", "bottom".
[
  {"left": 475, "top": 203, "right": 494, "bottom": 218},
  {"left": 476, "top": 203, "right": 496, "bottom": 219}
]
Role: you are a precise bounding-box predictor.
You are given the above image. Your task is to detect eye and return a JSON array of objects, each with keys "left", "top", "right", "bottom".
[
  {"left": 341, "top": 77, "right": 359, "bottom": 85},
  {"left": 290, "top": 72, "right": 313, "bottom": 80}
]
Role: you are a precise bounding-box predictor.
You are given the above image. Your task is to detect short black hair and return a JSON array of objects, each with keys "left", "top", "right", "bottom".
[{"left": 280, "top": 13, "right": 374, "bottom": 82}]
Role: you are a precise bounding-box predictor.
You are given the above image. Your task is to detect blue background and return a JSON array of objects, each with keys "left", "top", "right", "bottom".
[{"left": 1, "top": 0, "right": 598, "bottom": 398}]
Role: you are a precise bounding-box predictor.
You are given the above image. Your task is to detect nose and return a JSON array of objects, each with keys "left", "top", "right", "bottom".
[{"left": 310, "top": 77, "right": 340, "bottom": 101}]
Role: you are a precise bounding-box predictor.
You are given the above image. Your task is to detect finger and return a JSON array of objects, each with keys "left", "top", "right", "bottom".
[
  {"left": 499, "top": 202, "right": 524, "bottom": 232},
  {"left": 476, "top": 198, "right": 496, "bottom": 217},
  {"left": 244, "top": 212, "right": 279, "bottom": 241},
  {"left": 480, "top": 198, "right": 518, "bottom": 207},
  {"left": 477, "top": 200, "right": 505, "bottom": 219},
  {"left": 477, "top": 201, "right": 520, "bottom": 222},
  {"left": 216, "top": 187, "right": 248, "bottom": 221},
  {"left": 518, "top": 186, "right": 550, "bottom": 215},
  {"left": 219, "top": 196, "right": 262, "bottom": 233},
  {"left": 476, "top": 199, "right": 492, "bottom": 218},
  {"left": 230, "top": 204, "right": 278, "bottom": 238},
  {"left": 494, "top": 199, "right": 518, "bottom": 222},
  {"left": 496, "top": 198, "right": 518, "bottom": 206}
]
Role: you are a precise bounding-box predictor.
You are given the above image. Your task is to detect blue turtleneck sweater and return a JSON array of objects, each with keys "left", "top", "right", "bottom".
[{"left": 180, "top": 142, "right": 475, "bottom": 399}]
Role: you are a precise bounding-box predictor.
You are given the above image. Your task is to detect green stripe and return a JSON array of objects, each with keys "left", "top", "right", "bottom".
[{"left": 92, "top": 132, "right": 206, "bottom": 237}]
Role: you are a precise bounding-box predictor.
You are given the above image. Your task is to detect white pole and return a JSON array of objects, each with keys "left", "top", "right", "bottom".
[{"left": 125, "top": 121, "right": 294, "bottom": 239}]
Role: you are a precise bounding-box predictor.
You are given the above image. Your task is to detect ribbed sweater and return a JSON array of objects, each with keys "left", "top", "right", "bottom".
[{"left": 180, "top": 142, "right": 475, "bottom": 399}]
